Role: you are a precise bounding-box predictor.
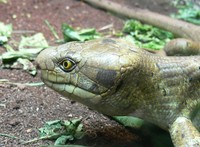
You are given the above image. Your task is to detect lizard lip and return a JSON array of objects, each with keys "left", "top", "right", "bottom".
[
  {"left": 42, "top": 79, "right": 99, "bottom": 97},
  {"left": 42, "top": 79, "right": 102, "bottom": 105}
]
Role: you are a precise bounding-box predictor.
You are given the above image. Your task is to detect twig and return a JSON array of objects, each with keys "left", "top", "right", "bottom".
[
  {"left": 21, "top": 137, "right": 44, "bottom": 145},
  {"left": 0, "top": 79, "right": 44, "bottom": 87},
  {"left": 13, "top": 30, "right": 35, "bottom": 34},
  {"left": 83, "top": 0, "right": 200, "bottom": 41},
  {"left": 98, "top": 23, "right": 113, "bottom": 31},
  {"left": 0, "top": 133, "right": 21, "bottom": 140},
  {"left": 44, "top": 20, "right": 60, "bottom": 40}
]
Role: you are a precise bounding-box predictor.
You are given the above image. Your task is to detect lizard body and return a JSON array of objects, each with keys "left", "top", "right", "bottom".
[{"left": 37, "top": 38, "right": 200, "bottom": 146}]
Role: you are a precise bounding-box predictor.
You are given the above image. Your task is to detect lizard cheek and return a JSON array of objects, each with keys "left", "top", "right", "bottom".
[{"left": 96, "top": 69, "right": 117, "bottom": 88}]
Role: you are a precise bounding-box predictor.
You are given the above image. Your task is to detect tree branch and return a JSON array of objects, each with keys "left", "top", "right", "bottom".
[{"left": 83, "top": 0, "right": 200, "bottom": 41}]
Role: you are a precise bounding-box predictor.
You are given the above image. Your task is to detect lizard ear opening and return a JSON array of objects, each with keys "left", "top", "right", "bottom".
[{"left": 58, "top": 57, "right": 76, "bottom": 72}]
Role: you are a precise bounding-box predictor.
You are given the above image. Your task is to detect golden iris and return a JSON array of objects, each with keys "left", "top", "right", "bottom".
[
  {"left": 58, "top": 58, "right": 76, "bottom": 72},
  {"left": 63, "top": 60, "right": 72, "bottom": 69}
]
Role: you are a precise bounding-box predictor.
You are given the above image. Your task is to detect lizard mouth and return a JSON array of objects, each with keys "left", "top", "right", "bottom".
[{"left": 42, "top": 79, "right": 102, "bottom": 105}]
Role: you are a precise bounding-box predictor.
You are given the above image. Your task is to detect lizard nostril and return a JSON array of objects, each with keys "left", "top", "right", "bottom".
[
  {"left": 36, "top": 62, "right": 41, "bottom": 70},
  {"left": 35, "top": 56, "right": 41, "bottom": 70}
]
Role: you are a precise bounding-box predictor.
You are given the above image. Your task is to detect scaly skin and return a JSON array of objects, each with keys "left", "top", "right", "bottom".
[{"left": 36, "top": 38, "right": 200, "bottom": 147}]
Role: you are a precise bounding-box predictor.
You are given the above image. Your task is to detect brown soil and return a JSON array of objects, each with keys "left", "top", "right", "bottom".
[{"left": 0, "top": 0, "right": 177, "bottom": 147}]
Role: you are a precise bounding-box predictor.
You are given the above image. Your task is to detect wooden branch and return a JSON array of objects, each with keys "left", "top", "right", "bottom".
[{"left": 83, "top": 0, "right": 200, "bottom": 41}]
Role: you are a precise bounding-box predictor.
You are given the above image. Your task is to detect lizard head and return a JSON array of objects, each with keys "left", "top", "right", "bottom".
[{"left": 36, "top": 38, "right": 140, "bottom": 115}]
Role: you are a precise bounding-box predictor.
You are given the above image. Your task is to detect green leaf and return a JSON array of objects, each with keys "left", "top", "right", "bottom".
[
  {"left": 123, "top": 20, "right": 173, "bottom": 50},
  {"left": 1, "top": 33, "right": 48, "bottom": 75},
  {"left": 171, "top": 2, "right": 200, "bottom": 25},
  {"left": 3, "top": 44, "right": 14, "bottom": 52},
  {"left": 0, "top": 0, "right": 9, "bottom": 3},
  {"left": 62, "top": 23, "right": 101, "bottom": 42},
  {"left": 0, "top": 36, "right": 8, "bottom": 44},
  {"left": 62, "top": 23, "right": 82, "bottom": 42},
  {"left": 54, "top": 135, "right": 73, "bottom": 145},
  {"left": 17, "top": 58, "right": 37, "bottom": 75},
  {"left": 2, "top": 48, "right": 42, "bottom": 63},
  {"left": 37, "top": 119, "right": 84, "bottom": 144},
  {"left": 19, "top": 33, "right": 48, "bottom": 49},
  {"left": 39, "top": 120, "right": 65, "bottom": 140},
  {"left": 0, "top": 22, "right": 12, "bottom": 37},
  {"left": 113, "top": 116, "right": 144, "bottom": 129},
  {"left": 0, "top": 22, "right": 12, "bottom": 45},
  {"left": 40, "top": 145, "right": 88, "bottom": 147}
]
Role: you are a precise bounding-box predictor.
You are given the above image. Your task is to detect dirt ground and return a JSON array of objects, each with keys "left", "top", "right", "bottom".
[{"left": 0, "top": 0, "right": 178, "bottom": 147}]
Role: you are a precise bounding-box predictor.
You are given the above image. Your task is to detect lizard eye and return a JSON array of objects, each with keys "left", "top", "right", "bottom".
[{"left": 58, "top": 58, "right": 76, "bottom": 72}]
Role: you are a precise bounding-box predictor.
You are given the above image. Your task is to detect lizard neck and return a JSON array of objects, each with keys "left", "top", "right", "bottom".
[{"left": 129, "top": 53, "right": 200, "bottom": 129}]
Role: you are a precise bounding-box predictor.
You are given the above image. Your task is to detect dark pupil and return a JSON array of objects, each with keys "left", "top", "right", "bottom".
[{"left": 63, "top": 61, "right": 68, "bottom": 67}]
